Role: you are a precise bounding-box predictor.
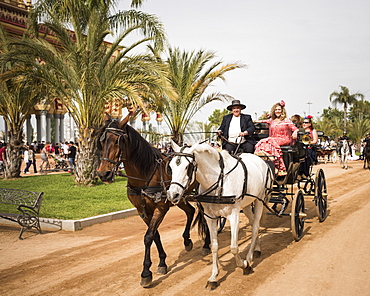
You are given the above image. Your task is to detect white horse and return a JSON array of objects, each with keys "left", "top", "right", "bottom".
[
  {"left": 340, "top": 139, "right": 350, "bottom": 169},
  {"left": 167, "top": 142, "right": 273, "bottom": 290}
]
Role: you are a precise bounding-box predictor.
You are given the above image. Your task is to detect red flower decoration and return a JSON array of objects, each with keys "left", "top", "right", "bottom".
[
  {"left": 279, "top": 100, "right": 285, "bottom": 107},
  {"left": 305, "top": 115, "right": 313, "bottom": 119}
]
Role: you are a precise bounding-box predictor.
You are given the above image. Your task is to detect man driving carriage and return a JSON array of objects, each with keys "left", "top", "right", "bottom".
[{"left": 216, "top": 100, "right": 256, "bottom": 154}]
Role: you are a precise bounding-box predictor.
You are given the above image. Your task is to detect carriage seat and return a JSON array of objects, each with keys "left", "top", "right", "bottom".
[
  {"left": 280, "top": 143, "right": 306, "bottom": 184},
  {"left": 253, "top": 122, "right": 269, "bottom": 142}
]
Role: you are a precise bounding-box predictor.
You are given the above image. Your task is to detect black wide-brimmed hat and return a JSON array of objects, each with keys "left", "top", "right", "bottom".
[{"left": 227, "top": 100, "right": 246, "bottom": 111}]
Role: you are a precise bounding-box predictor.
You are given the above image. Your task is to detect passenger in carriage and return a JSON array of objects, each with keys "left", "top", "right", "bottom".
[
  {"left": 254, "top": 100, "right": 298, "bottom": 176},
  {"left": 291, "top": 114, "right": 305, "bottom": 144},
  {"left": 298, "top": 116, "right": 318, "bottom": 179},
  {"left": 216, "top": 100, "right": 256, "bottom": 154}
]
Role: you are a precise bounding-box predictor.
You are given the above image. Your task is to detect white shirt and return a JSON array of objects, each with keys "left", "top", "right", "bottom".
[{"left": 228, "top": 116, "right": 246, "bottom": 144}]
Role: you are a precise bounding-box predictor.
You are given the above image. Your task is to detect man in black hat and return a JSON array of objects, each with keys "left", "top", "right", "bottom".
[
  {"left": 338, "top": 131, "right": 351, "bottom": 156},
  {"left": 217, "top": 99, "right": 256, "bottom": 154}
]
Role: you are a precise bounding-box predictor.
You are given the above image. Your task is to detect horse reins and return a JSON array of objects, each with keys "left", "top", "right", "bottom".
[{"left": 171, "top": 148, "right": 276, "bottom": 217}]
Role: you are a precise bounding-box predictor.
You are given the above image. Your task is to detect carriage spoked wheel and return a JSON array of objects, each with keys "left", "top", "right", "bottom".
[
  {"left": 314, "top": 168, "right": 328, "bottom": 222},
  {"left": 291, "top": 190, "right": 306, "bottom": 241}
]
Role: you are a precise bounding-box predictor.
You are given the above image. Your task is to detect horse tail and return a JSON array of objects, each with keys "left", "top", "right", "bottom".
[{"left": 192, "top": 202, "right": 208, "bottom": 241}]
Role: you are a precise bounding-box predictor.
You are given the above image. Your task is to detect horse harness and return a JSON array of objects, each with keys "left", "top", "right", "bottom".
[
  {"left": 99, "top": 121, "right": 172, "bottom": 219},
  {"left": 170, "top": 150, "right": 274, "bottom": 210}
]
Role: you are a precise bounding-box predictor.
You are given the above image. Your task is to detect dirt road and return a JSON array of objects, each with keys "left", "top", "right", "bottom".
[{"left": 1, "top": 160, "right": 369, "bottom": 296}]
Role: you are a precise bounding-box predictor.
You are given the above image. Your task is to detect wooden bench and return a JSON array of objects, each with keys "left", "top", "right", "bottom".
[{"left": 0, "top": 188, "right": 43, "bottom": 239}]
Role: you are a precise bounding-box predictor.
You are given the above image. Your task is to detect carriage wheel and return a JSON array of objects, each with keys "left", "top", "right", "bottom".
[
  {"left": 331, "top": 150, "right": 337, "bottom": 163},
  {"left": 315, "top": 168, "right": 328, "bottom": 222},
  {"left": 291, "top": 190, "right": 306, "bottom": 241}
]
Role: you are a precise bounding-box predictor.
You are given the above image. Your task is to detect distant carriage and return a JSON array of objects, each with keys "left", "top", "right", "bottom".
[{"left": 315, "top": 131, "right": 337, "bottom": 163}]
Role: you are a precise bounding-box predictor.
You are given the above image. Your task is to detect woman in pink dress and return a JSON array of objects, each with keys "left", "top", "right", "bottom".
[{"left": 255, "top": 100, "right": 298, "bottom": 175}]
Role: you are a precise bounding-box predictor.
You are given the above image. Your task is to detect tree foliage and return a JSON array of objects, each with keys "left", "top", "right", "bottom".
[
  {"left": 329, "top": 85, "right": 364, "bottom": 131},
  {"left": 2, "top": 0, "right": 167, "bottom": 184},
  {"left": 0, "top": 25, "right": 51, "bottom": 178},
  {"left": 208, "top": 108, "right": 229, "bottom": 128},
  {"left": 150, "top": 47, "right": 245, "bottom": 144}
]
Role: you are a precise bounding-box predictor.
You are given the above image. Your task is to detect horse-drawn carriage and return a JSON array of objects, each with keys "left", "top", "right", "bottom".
[
  {"left": 315, "top": 131, "right": 337, "bottom": 163},
  {"left": 230, "top": 122, "right": 328, "bottom": 239},
  {"left": 166, "top": 122, "right": 328, "bottom": 288},
  {"left": 97, "top": 116, "right": 328, "bottom": 289},
  {"left": 251, "top": 122, "right": 328, "bottom": 240}
]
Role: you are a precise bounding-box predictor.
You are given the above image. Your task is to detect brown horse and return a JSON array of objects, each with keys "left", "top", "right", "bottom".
[{"left": 96, "top": 114, "right": 209, "bottom": 287}]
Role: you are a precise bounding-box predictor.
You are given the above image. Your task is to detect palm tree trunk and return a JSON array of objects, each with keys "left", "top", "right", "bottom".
[
  {"left": 73, "top": 128, "right": 100, "bottom": 186},
  {"left": 171, "top": 131, "right": 183, "bottom": 146},
  {"left": 4, "top": 129, "right": 23, "bottom": 179}
]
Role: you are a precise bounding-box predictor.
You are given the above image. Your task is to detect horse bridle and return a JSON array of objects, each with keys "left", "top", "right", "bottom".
[
  {"left": 99, "top": 121, "right": 171, "bottom": 186},
  {"left": 170, "top": 147, "right": 231, "bottom": 201},
  {"left": 169, "top": 151, "right": 198, "bottom": 192},
  {"left": 99, "top": 122, "right": 128, "bottom": 175}
]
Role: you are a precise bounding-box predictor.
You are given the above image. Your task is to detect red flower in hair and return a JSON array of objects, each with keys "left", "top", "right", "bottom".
[
  {"left": 305, "top": 115, "right": 313, "bottom": 119},
  {"left": 279, "top": 100, "right": 285, "bottom": 107}
]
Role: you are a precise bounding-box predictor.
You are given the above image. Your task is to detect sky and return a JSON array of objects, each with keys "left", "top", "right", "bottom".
[{"left": 118, "top": 0, "right": 370, "bottom": 122}]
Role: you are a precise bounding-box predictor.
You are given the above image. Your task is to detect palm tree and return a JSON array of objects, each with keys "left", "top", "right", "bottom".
[
  {"left": 349, "top": 99, "right": 370, "bottom": 122},
  {"left": 347, "top": 117, "right": 370, "bottom": 145},
  {"left": 0, "top": 25, "right": 51, "bottom": 178},
  {"left": 4, "top": 0, "right": 167, "bottom": 185},
  {"left": 329, "top": 85, "right": 364, "bottom": 132},
  {"left": 151, "top": 47, "right": 245, "bottom": 144}
]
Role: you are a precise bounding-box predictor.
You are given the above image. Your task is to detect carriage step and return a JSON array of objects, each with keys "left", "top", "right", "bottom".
[
  {"left": 269, "top": 197, "right": 285, "bottom": 204},
  {"left": 272, "top": 186, "right": 288, "bottom": 192}
]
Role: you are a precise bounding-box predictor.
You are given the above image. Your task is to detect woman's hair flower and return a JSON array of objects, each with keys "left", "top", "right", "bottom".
[
  {"left": 305, "top": 115, "right": 313, "bottom": 119},
  {"left": 278, "top": 100, "right": 285, "bottom": 107}
]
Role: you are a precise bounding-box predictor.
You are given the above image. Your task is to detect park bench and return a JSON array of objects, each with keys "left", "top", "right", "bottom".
[{"left": 0, "top": 188, "right": 43, "bottom": 239}]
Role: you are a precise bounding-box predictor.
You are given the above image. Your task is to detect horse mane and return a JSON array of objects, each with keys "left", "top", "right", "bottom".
[
  {"left": 98, "top": 119, "right": 162, "bottom": 178},
  {"left": 123, "top": 124, "right": 162, "bottom": 177}
]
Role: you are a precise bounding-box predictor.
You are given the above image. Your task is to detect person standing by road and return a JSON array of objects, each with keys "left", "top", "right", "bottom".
[
  {"left": 0, "top": 142, "right": 6, "bottom": 172},
  {"left": 67, "top": 141, "right": 77, "bottom": 172},
  {"left": 24, "top": 145, "right": 37, "bottom": 174}
]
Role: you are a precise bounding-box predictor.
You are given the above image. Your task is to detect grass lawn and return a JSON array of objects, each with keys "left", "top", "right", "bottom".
[{"left": 0, "top": 173, "right": 132, "bottom": 220}]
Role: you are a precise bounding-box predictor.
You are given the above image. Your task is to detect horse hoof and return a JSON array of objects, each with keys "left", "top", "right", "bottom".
[
  {"left": 205, "top": 281, "right": 218, "bottom": 290},
  {"left": 201, "top": 247, "right": 211, "bottom": 256},
  {"left": 185, "top": 240, "right": 193, "bottom": 252},
  {"left": 157, "top": 266, "right": 168, "bottom": 275},
  {"left": 140, "top": 275, "right": 153, "bottom": 287},
  {"left": 254, "top": 250, "right": 262, "bottom": 258},
  {"left": 243, "top": 265, "right": 254, "bottom": 275}
]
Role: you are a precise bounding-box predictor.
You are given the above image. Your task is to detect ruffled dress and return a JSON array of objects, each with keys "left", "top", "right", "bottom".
[{"left": 255, "top": 119, "right": 298, "bottom": 171}]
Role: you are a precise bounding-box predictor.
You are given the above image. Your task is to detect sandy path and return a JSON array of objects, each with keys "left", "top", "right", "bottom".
[{"left": 1, "top": 160, "right": 369, "bottom": 295}]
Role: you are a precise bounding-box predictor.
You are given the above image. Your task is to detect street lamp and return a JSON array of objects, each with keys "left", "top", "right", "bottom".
[{"left": 307, "top": 101, "right": 312, "bottom": 115}]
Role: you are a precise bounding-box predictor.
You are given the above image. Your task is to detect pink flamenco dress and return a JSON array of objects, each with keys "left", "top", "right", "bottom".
[{"left": 255, "top": 119, "right": 298, "bottom": 172}]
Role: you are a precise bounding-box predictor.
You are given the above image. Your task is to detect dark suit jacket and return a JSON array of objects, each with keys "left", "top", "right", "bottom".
[{"left": 218, "top": 113, "right": 256, "bottom": 145}]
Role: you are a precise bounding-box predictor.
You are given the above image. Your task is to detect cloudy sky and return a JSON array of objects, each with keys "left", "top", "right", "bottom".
[{"left": 119, "top": 0, "right": 370, "bottom": 122}]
